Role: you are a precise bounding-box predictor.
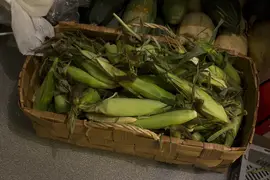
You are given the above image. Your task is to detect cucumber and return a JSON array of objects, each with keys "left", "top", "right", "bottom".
[
  {"left": 123, "top": 0, "right": 157, "bottom": 34},
  {"left": 162, "top": 0, "right": 188, "bottom": 25}
]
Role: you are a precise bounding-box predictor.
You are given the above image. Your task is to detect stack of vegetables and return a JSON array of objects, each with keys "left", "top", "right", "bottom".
[{"left": 33, "top": 14, "right": 246, "bottom": 147}]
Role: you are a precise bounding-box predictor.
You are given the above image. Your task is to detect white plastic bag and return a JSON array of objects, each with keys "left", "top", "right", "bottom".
[{"left": 11, "top": 0, "right": 54, "bottom": 55}]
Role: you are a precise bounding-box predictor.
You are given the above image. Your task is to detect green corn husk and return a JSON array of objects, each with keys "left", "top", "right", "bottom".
[
  {"left": 224, "top": 102, "right": 243, "bottom": 146},
  {"left": 74, "top": 58, "right": 116, "bottom": 86},
  {"left": 86, "top": 114, "right": 137, "bottom": 123},
  {"left": 171, "top": 131, "right": 182, "bottom": 138},
  {"left": 208, "top": 99, "right": 244, "bottom": 146},
  {"left": 155, "top": 65, "right": 229, "bottom": 123},
  {"left": 207, "top": 98, "right": 245, "bottom": 146},
  {"left": 192, "top": 132, "right": 205, "bottom": 141},
  {"left": 77, "top": 88, "right": 101, "bottom": 110},
  {"left": 139, "top": 75, "right": 175, "bottom": 92},
  {"left": 33, "top": 58, "right": 59, "bottom": 111},
  {"left": 66, "top": 66, "right": 116, "bottom": 89},
  {"left": 54, "top": 94, "right": 70, "bottom": 113},
  {"left": 190, "top": 57, "right": 241, "bottom": 90},
  {"left": 190, "top": 57, "right": 227, "bottom": 89},
  {"left": 200, "top": 43, "right": 241, "bottom": 85},
  {"left": 120, "top": 78, "right": 176, "bottom": 102},
  {"left": 133, "top": 110, "right": 197, "bottom": 129},
  {"left": 104, "top": 43, "right": 119, "bottom": 64},
  {"left": 92, "top": 56, "right": 176, "bottom": 102},
  {"left": 173, "top": 67, "right": 188, "bottom": 76},
  {"left": 84, "top": 98, "right": 170, "bottom": 116},
  {"left": 94, "top": 56, "right": 126, "bottom": 77},
  {"left": 80, "top": 49, "right": 109, "bottom": 63},
  {"left": 67, "top": 88, "right": 101, "bottom": 135}
]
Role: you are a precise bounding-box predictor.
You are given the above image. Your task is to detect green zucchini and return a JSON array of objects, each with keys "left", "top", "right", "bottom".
[
  {"left": 122, "top": 0, "right": 157, "bottom": 34},
  {"left": 162, "top": 0, "right": 188, "bottom": 25}
]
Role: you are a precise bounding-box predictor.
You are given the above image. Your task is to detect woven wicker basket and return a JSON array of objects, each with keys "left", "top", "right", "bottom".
[{"left": 18, "top": 22, "right": 259, "bottom": 173}]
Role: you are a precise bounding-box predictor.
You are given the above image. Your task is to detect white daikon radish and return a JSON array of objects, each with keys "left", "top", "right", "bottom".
[
  {"left": 178, "top": 12, "right": 214, "bottom": 42},
  {"left": 214, "top": 34, "right": 248, "bottom": 56},
  {"left": 248, "top": 21, "right": 270, "bottom": 82}
]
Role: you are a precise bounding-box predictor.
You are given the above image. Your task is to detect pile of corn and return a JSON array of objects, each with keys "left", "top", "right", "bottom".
[{"left": 33, "top": 23, "right": 246, "bottom": 147}]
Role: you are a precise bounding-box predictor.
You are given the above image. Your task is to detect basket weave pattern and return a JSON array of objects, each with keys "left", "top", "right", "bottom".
[{"left": 18, "top": 23, "right": 259, "bottom": 173}]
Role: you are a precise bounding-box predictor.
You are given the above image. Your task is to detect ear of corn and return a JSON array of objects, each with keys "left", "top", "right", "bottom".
[
  {"left": 67, "top": 88, "right": 101, "bottom": 135},
  {"left": 84, "top": 98, "right": 170, "bottom": 116},
  {"left": 133, "top": 110, "right": 197, "bottom": 129},
  {"left": 190, "top": 57, "right": 239, "bottom": 90},
  {"left": 104, "top": 43, "right": 119, "bottom": 64},
  {"left": 93, "top": 57, "right": 176, "bottom": 102},
  {"left": 66, "top": 66, "right": 116, "bottom": 89},
  {"left": 54, "top": 94, "right": 70, "bottom": 113},
  {"left": 74, "top": 58, "right": 116, "bottom": 86},
  {"left": 94, "top": 57, "right": 126, "bottom": 77},
  {"left": 86, "top": 113, "right": 137, "bottom": 123},
  {"left": 200, "top": 42, "right": 241, "bottom": 85},
  {"left": 80, "top": 49, "right": 109, "bottom": 63},
  {"left": 155, "top": 65, "right": 229, "bottom": 123},
  {"left": 120, "top": 78, "right": 176, "bottom": 102},
  {"left": 173, "top": 67, "right": 188, "bottom": 76},
  {"left": 225, "top": 98, "right": 244, "bottom": 147},
  {"left": 33, "top": 58, "right": 59, "bottom": 111},
  {"left": 223, "top": 62, "right": 241, "bottom": 85},
  {"left": 192, "top": 132, "right": 205, "bottom": 142},
  {"left": 139, "top": 75, "right": 175, "bottom": 92},
  {"left": 77, "top": 88, "right": 101, "bottom": 110}
]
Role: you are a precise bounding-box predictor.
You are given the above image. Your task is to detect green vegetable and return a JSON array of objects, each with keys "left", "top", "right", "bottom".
[
  {"left": 66, "top": 66, "right": 116, "bottom": 89},
  {"left": 86, "top": 114, "right": 137, "bottom": 123},
  {"left": 155, "top": 65, "right": 229, "bottom": 123},
  {"left": 54, "top": 94, "right": 70, "bottom": 113},
  {"left": 74, "top": 58, "right": 115, "bottom": 86},
  {"left": 120, "top": 78, "right": 176, "bottom": 102},
  {"left": 84, "top": 98, "right": 170, "bottom": 116},
  {"left": 67, "top": 88, "right": 101, "bottom": 135},
  {"left": 33, "top": 58, "right": 59, "bottom": 111},
  {"left": 104, "top": 43, "right": 119, "bottom": 64},
  {"left": 192, "top": 132, "right": 205, "bottom": 141},
  {"left": 133, "top": 110, "right": 197, "bottom": 129},
  {"left": 139, "top": 75, "right": 175, "bottom": 92}
]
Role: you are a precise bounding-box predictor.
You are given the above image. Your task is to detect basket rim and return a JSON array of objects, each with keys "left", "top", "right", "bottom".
[{"left": 18, "top": 22, "right": 259, "bottom": 152}]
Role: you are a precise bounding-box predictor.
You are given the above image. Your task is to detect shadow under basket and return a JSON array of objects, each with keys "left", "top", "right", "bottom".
[{"left": 18, "top": 22, "right": 259, "bottom": 173}]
